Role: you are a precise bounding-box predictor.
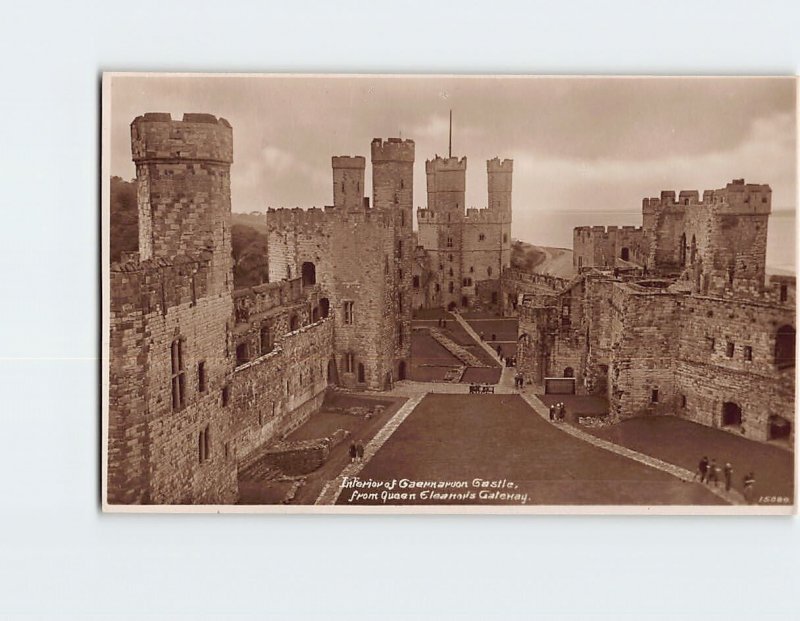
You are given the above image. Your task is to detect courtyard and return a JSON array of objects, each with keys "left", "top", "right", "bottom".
[{"left": 336, "top": 393, "right": 725, "bottom": 506}]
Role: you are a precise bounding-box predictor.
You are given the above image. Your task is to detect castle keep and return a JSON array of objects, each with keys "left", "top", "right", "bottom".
[{"left": 517, "top": 180, "right": 795, "bottom": 444}]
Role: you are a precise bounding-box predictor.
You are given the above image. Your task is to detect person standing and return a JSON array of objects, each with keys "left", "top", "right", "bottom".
[
  {"left": 707, "top": 459, "right": 719, "bottom": 486},
  {"left": 349, "top": 441, "right": 357, "bottom": 464},
  {"left": 743, "top": 472, "right": 756, "bottom": 504},
  {"left": 695, "top": 456, "right": 709, "bottom": 482},
  {"left": 723, "top": 462, "right": 733, "bottom": 492},
  {"left": 356, "top": 442, "right": 365, "bottom": 463},
  {"left": 549, "top": 404, "right": 555, "bottom": 421}
]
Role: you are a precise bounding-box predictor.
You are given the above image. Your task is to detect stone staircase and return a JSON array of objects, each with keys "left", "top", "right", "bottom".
[{"left": 427, "top": 327, "right": 491, "bottom": 368}]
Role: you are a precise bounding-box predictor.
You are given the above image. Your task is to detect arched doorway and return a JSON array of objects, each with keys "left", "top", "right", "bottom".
[
  {"left": 319, "top": 297, "right": 330, "bottom": 318},
  {"left": 768, "top": 414, "right": 791, "bottom": 441},
  {"left": 289, "top": 314, "right": 300, "bottom": 332},
  {"left": 722, "top": 401, "right": 742, "bottom": 427},
  {"left": 775, "top": 325, "right": 795, "bottom": 369},
  {"left": 620, "top": 247, "right": 630, "bottom": 261},
  {"left": 327, "top": 358, "right": 338, "bottom": 385},
  {"left": 398, "top": 360, "right": 407, "bottom": 381},
  {"left": 447, "top": 301, "right": 457, "bottom": 311},
  {"left": 301, "top": 261, "right": 316, "bottom": 287}
]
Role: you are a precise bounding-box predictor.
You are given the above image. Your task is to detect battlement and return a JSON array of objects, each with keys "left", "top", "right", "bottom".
[
  {"left": 371, "top": 138, "right": 415, "bottom": 162},
  {"left": 464, "top": 207, "right": 511, "bottom": 224},
  {"left": 487, "top": 158, "right": 513, "bottom": 172},
  {"left": 110, "top": 253, "right": 213, "bottom": 316},
  {"left": 265, "top": 205, "right": 393, "bottom": 234},
  {"left": 331, "top": 156, "right": 366, "bottom": 169},
  {"left": 232, "top": 277, "right": 306, "bottom": 324},
  {"left": 574, "top": 225, "right": 644, "bottom": 236},
  {"left": 425, "top": 156, "right": 468, "bottom": 173},
  {"left": 641, "top": 180, "right": 771, "bottom": 213},
  {"left": 131, "top": 112, "right": 233, "bottom": 164}
]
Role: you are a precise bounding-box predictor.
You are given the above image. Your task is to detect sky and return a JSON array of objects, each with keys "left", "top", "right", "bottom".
[{"left": 108, "top": 75, "right": 796, "bottom": 267}]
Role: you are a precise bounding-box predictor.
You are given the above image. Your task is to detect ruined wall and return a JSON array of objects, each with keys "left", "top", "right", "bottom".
[
  {"left": 573, "top": 226, "right": 646, "bottom": 271},
  {"left": 608, "top": 284, "right": 679, "bottom": 419},
  {"left": 675, "top": 294, "right": 794, "bottom": 442},
  {"left": 501, "top": 268, "right": 568, "bottom": 315}
]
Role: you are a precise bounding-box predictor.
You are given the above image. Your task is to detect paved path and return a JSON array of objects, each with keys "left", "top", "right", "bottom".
[
  {"left": 452, "top": 312, "right": 503, "bottom": 365},
  {"left": 519, "top": 391, "right": 744, "bottom": 505},
  {"left": 315, "top": 393, "right": 426, "bottom": 504}
]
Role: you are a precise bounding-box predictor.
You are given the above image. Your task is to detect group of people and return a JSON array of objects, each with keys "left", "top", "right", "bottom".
[
  {"left": 348, "top": 441, "right": 365, "bottom": 463},
  {"left": 549, "top": 402, "right": 567, "bottom": 422},
  {"left": 694, "top": 456, "right": 756, "bottom": 502},
  {"left": 436, "top": 317, "right": 448, "bottom": 329},
  {"left": 513, "top": 372, "right": 525, "bottom": 389},
  {"left": 469, "top": 384, "right": 496, "bottom": 394}
]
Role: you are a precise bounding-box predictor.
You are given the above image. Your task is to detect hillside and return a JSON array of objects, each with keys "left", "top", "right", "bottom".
[{"left": 511, "top": 239, "right": 575, "bottom": 279}]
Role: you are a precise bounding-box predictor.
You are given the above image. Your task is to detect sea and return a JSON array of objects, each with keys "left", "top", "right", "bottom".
[{"left": 515, "top": 209, "right": 796, "bottom": 275}]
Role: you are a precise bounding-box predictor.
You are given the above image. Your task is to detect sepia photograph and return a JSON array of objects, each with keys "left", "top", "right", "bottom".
[{"left": 102, "top": 74, "right": 796, "bottom": 512}]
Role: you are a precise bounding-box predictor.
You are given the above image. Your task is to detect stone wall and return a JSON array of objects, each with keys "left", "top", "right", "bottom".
[{"left": 229, "top": 318, "right": 334, "bottom": 460}]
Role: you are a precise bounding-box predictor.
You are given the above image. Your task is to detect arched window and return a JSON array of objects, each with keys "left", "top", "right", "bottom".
[
  {"left": 319, "top": 297, "right": 330, "bottom": 318},
  {"left": 357, "top": 363, "right": 366, "bottom": 383},
  {"left": 301, "top": 262, "right": 316, "bottom": 287},
  {"left": 775, "top": 325, "right": 795, "bottom": 369},
  {"left": 691, "top": 235, "right": 697, "bottom": 263},
  {"left": 448, "top": 282, "right": 454, "bottom": 293},
  {"left": 679, "top": 233, "right": 687, "bottom": 266},
  {"left": 289, "top": 314, "right": 300, "bottom": 332},
  {"left": 487, "top": 266, "right": 493, "bottom": 277}
]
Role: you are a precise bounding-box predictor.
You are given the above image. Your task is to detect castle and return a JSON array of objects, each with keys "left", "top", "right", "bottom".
[
  {"left": 108, "top": 112, "right": 793, "bottom": 505},
  {"left": 107, "top": 112, "right": 514, "bottom": 504},
  {"left": 515, "top": 180, "right": 795, "bottom": 444}
]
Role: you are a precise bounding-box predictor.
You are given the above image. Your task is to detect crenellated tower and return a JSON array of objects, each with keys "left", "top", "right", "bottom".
[
  {"left": 332, "top": 155, "right": 366, "bottom": 211},
  {"left": 131, "top": 112, "right": 234, "bottom": 297},
  {"left": 371, "top": 138, "right": 415, "bottom": 377}
]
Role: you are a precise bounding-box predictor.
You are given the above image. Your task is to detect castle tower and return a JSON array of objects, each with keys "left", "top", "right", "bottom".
[
  {"left": 110, "top": 112, "right": 237, "bottom": 505},
  {"left": 425, "top": 156, "right": 467, "bottom": 215},
  {"left": 487, "top": 158, "right": 513, "bottom": 214},
  {"left": 332, "top": 155, "right": 366, "bottom": 211},
  {"left": 371, "top": 138, "right": 415, "bottom": 376},
  {"left": 487, "top": 158, "right": 513, "bottom": 272},
  {"left": 131, "top": 112, "right": 234, "bottom": 296}
]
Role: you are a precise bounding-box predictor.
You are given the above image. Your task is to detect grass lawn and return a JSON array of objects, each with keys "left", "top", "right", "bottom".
[
  {"left": 461, "top": 367, "right": 502, "bottom": 384},
  {"left": 465, "top": 318, "right": 519, "bottom": 342},
  {"left": 337, "top": 393, "right": 724, "bottom": 506},
  {"left": 587, "top": 416, "right": 794, "bottom": 502}
]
